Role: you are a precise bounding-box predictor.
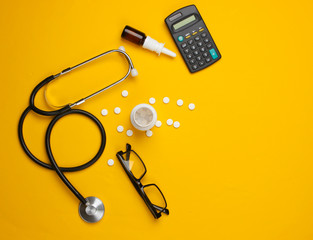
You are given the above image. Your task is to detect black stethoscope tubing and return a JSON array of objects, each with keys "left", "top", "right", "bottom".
[
  {"left": 18, "top": 48, "right": 136, "bottom": 206},
  {"left": 18, "top": 106, "right": 106, "bottom": 205}
]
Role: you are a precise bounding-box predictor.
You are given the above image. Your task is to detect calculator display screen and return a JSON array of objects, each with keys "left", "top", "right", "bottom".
[{"left": 173, "top": 15, "right": 196, "bottom": 30}]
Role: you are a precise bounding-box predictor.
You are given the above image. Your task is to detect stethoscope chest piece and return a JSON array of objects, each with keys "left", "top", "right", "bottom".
[{"left": 79, "top": 196, "right": 105, "bottom": 223}]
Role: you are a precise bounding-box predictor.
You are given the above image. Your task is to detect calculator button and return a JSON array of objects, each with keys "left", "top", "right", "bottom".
[
  {"left": 184, "top": 48, "right": 190, "bottom": 54},
  {"left": 178, "top": 36, "right": 184, "bottom": 42},
  {"left": 193, "top": 50, "right": 199, "bottom": 56},
  {"left": 206, "top": 42, "right": 212, "bottom": 48},
  {"left": 209, "top": 48, "right": 218, "bottom": 59},
  {"left": 195, "top": 36, "right": 200, "bottom": 41},
  {"left": 199, "top": 61, "right": 204, "bottom": 66},
  {"left": 189, "top": 59, "right": 196, "bottom": 64},
  {"left": 196, "top": 56, "right": 201, "bottom": 61},
  {"left": 203, "top": 52, "right": 208, "bottom": 57},
  {"left": 204, "top": 38, "right": 209, "bottom": 43},
  {"left": 205, "top": 58, "right": 211, "bottom": 62},
  {"left": 197, "top": 42, "right": 203, "bottom": 47},
  {"left": 181, "top": 43, "right": 187, "bottom": 48},
  {"left": 187, "top": 54, "right": 192, "bottom": 59},
  {"left": 200, "top": 47, "right": 205, "bottom": 52},
  {"left": 187, "top": 39, "right": 194, "bottom": 45},
  {"left": 190, "top": 45, "right": 196, "bottom": 50},
  {"left": 192, "top": 64, "right": 198, "bottom": 70},
  {"left": 201, "top": 32, "right": 207, "bottom": 38}
]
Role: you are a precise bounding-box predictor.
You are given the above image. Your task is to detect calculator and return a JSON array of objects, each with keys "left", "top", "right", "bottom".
[{"left": 165, "top": 5, "right": 221, "bottom": 73}]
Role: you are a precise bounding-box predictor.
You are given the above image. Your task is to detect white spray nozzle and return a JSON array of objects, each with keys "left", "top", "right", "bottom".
[
  {"left": 142, "top": 36, "right": 176, "bottom": 57},
  {"left": 162, "top": 48, "right": 176, "bottom": 57}
]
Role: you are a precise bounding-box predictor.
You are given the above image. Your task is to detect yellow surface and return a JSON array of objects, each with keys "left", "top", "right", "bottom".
[{"left": 1, "top": 0, "right": 313, "bottom": 239}]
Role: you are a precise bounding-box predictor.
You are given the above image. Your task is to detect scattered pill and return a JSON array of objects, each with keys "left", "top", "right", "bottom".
[
  {"left": 117, "top": 125, "right": 124, "bottom": 133},
  {"left": 177, "top": 99, "right": 183, "bottom": 106},
  {"left": 173, "top": 121, "right": 180, "bottom": 128},
  {"left": 107, "top": 159, "right": 114, "bottom": 166},
  {"left": 114, "top": 107, "right": 121, "bottom": 114},
  {"left": 146, "top": 130, "right": 153, "bottom": 137},
  {"left": 149, "top": 97, "right": 156, "bottom": 104},
  {"left": 122, "top": 90, "right": 128, "bottom": 97},
  {"left": 155, "top": 120, "right": 162, "bottom": 127},
  {"left": 167, "top": 119, "right": 173, "bottom": 126},
  {"left": 101, "top": 109, "right": 108, "bottom": 116},
  {"left": 163, "top": 97, "right": 170, "bottom": 104},
  {"left": 126, "top": 129, "right": 133, "bottom": 137},
  {"left": 189, "top": 103, "right": 195, "bottom": 110}
]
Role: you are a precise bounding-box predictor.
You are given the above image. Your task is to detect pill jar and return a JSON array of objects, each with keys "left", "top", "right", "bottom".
[{"left": 130, "top": 104, "right": 157, "bottom": 131}]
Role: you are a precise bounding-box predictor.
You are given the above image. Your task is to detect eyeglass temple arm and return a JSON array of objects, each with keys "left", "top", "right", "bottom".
[
  {"left": 153, "top": 204, "right": 169, "bottom": 215},
  {"left": 126, "top": 143, "right": 132, "bottom": 160}
]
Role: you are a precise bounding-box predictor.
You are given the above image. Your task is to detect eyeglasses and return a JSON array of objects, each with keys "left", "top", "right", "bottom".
[{"left": 116, "top": 143, "right": 169, "bottom": 219}]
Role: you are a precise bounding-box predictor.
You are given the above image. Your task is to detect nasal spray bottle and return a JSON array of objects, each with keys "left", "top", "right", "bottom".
[{"left": 122, "top": 25, "right": 176, "bottom": 57}]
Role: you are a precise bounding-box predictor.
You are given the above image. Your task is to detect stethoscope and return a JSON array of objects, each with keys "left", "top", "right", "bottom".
[{"left": 18, "top": 47, "right": 137, "bottom": 223}]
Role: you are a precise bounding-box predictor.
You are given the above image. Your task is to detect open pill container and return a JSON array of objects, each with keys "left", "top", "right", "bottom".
[{"left": 130, "top": 104, "right": 157, "bottom": 131}]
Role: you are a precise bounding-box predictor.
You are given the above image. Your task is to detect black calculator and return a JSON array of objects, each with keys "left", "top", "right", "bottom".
[{"left": 165, "top": 5, "right": 221, "bottom": 73}]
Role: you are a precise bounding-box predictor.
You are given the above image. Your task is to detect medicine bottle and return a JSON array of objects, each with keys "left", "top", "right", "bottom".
[
  {"left": 121, "top": 25, "right": 176, "bottom": 57},
  {"left": 121, "top": 25, "right": 146, "bottom": 46},
  {"left": 130, "top": 104, "right": 157, "bottom": 131}
]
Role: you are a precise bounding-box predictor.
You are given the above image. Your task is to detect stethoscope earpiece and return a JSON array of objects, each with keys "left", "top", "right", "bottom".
[{"left": 131, "top": 68, "right": 138, "bottom": 77}]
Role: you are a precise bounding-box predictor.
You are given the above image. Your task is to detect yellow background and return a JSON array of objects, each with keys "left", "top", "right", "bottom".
[{"left": 1, "top": 0, "right": 313, "bottom": 239}]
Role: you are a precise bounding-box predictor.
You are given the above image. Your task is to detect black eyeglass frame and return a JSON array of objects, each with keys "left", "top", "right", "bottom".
[{"left": 116, "top": 143, "right": 169, "bottom": 219}]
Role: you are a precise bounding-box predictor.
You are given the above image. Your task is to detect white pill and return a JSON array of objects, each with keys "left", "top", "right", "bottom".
[
  {"left": 114, "top": 107, "right": 121, "bottom": 114},
  {"left": 117, "top": 125, "right": 124, "bottom": 133},
  {"left": 189, "top": 103, "right": 195, "bottom": 110},
  {"left": 101, "top": 109, "right": 108, "bottom": 116},
  {"left": 177, "top": 99, "right": 183, "bottom": 106},
  {"left": 173, "top": 121, "right": 180, "bottom": 128},
  {"left": 126, "top": 129, "right": 133, "bottom": 137},
  {"left": 146, "top": 130, "right": 153, "bottom": 137},
  {"left": 122, "top": 90, "right": 128, "bottom": 97},
  {"left": 163, "top": 97, "right": 170, "bottom": 104},
  {"left": 167, "top": 119, "right": 173, "bottom": 126},
  {"left": 107, "top": 159, "right": 114, "bottom": 166},
  {"left": 149, "top": 97, "right": 156, "bottom": 104},
  {"left": 155, "top": 120, "right": 162, "bottom": 127}
]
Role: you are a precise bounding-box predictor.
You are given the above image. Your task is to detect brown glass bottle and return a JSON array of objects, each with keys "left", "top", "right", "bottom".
[{"left": 121, "top": 25, "right": 146, "bottom": 46}]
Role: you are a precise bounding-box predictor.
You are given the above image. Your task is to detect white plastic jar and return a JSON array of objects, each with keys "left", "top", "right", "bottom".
[{"left": 130, "top": 104, "right": 157, "bottom": 131}]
